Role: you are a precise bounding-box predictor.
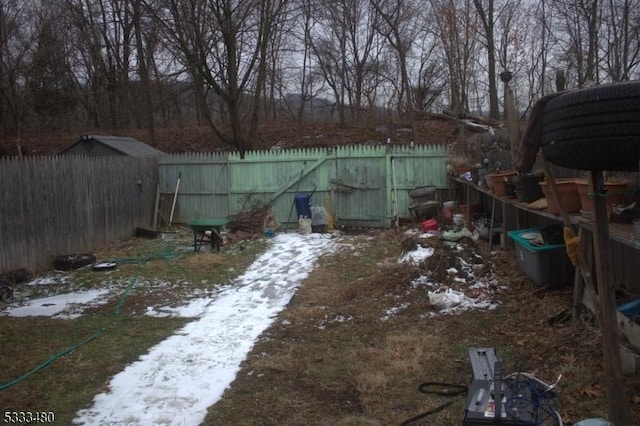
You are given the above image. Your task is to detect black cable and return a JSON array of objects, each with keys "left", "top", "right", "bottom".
[{"left": 399, "top": 381, "right": 468, "bottom": 426}]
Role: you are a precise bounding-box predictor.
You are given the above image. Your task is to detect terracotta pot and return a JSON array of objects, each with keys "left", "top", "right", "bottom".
[
  {"left": 488, "top": 170, "right": 517, "bottom": 196},
  {"left": 538, "top": 179, "right": 580, "bottom": 214},
  {"left": 575, "top": 179, "right": 629, "bottom": 213}
]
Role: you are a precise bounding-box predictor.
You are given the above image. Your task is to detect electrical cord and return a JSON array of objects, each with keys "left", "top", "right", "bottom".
[
  {"left": 399, "top": 373, "right": 563, "bottom": 426},
  {"left": 504, "top": 372, "right": 563, "bottom": 426},
  {"left": 399, "top": 381, "right": 468, "bottom": 426}
]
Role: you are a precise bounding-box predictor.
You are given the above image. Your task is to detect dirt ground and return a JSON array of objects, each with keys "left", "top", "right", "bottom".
[
  {"left": 0, "top": 118, "right": 462, "bottom": 156},
  {"left": 205, "top": 228, "right": 640, "bottom": 426}
]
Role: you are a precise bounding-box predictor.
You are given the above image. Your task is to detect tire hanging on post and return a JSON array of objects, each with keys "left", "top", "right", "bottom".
[{"left": 541, "top": 81, "right": 640, "bottom": 171}]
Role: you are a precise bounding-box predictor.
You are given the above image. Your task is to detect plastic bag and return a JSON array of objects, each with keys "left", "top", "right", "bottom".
[
  {"left": 428, "top": 288, "right": 464, "bottom": 310},
  {"left": 310, "top": 206, "right": 327, "bottom": 226},
  {"left": 298, "top": 217, "right": 312, "bottom": 234}
]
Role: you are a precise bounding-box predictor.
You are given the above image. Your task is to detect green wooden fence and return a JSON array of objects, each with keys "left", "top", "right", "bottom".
[{"left": 158, "top": 145, "right": 450, "bottom": 229}]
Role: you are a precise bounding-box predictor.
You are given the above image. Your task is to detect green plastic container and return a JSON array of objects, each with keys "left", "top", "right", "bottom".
[{"left": 507, "top": 228, "right": 574, "bottom": 286}]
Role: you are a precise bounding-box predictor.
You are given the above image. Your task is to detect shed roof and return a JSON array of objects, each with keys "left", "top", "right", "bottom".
[{"left": 59, "top": 135, "right": 164, "bottom": 157}]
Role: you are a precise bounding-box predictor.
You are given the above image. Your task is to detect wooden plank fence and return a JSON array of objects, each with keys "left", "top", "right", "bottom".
[
  {"left": 0, "top": 156, "right": 158, "bottom": 274},
  {"left": 159, "top": 144, "right": 451, "bottom": 229},
  {"left": 0, "top": 145, "right": 450, "bottom": 275}
]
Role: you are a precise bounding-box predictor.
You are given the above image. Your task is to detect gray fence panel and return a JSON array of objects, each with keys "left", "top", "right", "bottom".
[{"left": 0, "top": 156, "right": 158, "bottom": 274}]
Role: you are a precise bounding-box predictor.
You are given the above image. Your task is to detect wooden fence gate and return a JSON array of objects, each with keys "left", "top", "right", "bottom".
[{"left": 158, "top": 145, "right": 450, "bottom": 229}]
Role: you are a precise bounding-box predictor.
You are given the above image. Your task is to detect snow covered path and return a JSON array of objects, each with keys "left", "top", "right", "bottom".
[{"left": 72, "top": 232, "right": 338, "bottom": 426}]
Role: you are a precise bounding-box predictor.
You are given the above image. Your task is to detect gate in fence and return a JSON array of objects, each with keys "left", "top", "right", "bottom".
[{"left": 158, "top": 144, "right": 450, "bottom": 229}]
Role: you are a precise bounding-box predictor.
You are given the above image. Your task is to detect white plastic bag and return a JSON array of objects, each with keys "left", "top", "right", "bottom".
[
  {"left": 298, "top": 217, "right": 312, "bottom": 234},
  {"left": 428, "top": 288, "right": 464, "bottom": 310}
]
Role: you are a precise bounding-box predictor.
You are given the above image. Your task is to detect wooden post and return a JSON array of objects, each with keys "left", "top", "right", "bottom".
[
  {"left": 169, "top": 172, "right": 182, "bottom": 227},
  {"left": 588, "top": 170, "right": 634, "bottom": 426},
  {"left": 539, "top": 153, "right": 631, "bottom": 423},
  {"left": 152, "top": 181, "right": 160, "bottom": 230}
]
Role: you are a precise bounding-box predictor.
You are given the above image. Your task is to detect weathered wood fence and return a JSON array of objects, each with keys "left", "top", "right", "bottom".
[
  {"left": 0, "top": 156, "right": 158, "bottom": 274},
  {"left": 1, "top": 145, "right": 451, "bottom": 275},
  {"left": 159, "top": 145, "right": 451, "bottom": 229}
]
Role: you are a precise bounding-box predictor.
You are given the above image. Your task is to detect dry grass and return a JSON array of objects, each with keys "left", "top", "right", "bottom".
[
  {"left": 206, "top": 228, "right": 640, "bottom": 425},
  {"left": 2, "top": 226, "right": 640, "bottom": 425},
  {"left": 0, "top": 227, "right": 266, "bottom": 425}
]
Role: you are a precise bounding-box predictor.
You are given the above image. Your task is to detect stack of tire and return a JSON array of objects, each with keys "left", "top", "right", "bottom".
[{"left": 541, "top": 81, "right": 640, "bottom": 171}]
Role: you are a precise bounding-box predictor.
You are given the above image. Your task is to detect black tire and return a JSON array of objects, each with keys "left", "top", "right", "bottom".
[
  {"left": 409, "top": 186, "right": 436, "bottom": 199},
  {"left": 53, "top": 253, "right": 96, "bottom": 271},
  {"left": 541, "top": 81, "right": 640, "bottom": 171}
]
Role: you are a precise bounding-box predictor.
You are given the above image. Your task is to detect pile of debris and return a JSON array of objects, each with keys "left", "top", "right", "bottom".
[{"left": 226, "top": 208, "right": 280, "bottom": 242}]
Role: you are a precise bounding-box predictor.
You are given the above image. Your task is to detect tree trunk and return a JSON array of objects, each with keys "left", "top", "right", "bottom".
[
  {"left": 473, "top": 0, "right": 499, "bottom": 119},
  {"left": 133, "top": 0, "right": 155, "bottom": 141}
]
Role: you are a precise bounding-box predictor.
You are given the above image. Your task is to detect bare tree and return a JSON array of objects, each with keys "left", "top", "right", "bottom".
[
  {"left": 472, "top": 0, "right": 499, "bottom": 119},
  {"left": 306, "top": 0, "right": 382, "bottom": 123},
  {"left": 601, "top": 0, "right": 640, "bottom": 81},
  {"left": 0, "top": 0, "right": 39, "bottom": 135},
  {"left": 412, "top": 25, "right": 447, "bottom": 113},
  {"left": 369, "top": 0, "right": 420, "bottom": 117},
  {"left": 150, "top": 0, "right": 290, "bottom": 156},
  {"left": 551, "top": 0, "right": 602, "bottom": 87},
  {"left": 26, "top": 9, "right": 79, "bottom": 131},
  {"left": 60, "top": 0, "right": 138, "bottom": 129},
  {"left": 431, "top": 0, "right": 479, "bottom": 114},
  {"left": 133, "top": 0, "right": 155, "bottom": 140}
]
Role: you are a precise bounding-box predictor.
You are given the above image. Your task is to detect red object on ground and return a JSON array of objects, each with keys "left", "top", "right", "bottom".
[{"left": 420, "top": 218, "right": 438, "bottom": 232}]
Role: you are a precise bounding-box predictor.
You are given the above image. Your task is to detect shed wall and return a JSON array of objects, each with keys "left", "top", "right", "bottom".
[{"left": 0, "top": 156, "right": 158, "bottom": 273}]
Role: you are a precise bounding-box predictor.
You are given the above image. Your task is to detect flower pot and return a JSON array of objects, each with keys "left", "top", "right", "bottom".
[
  {"left": 513, "top": 173, "right": 544, "bottom": 203},
  {"left": 575, "top": 179, "right": 629, "bottom": 215},
  {"left": 539, "top": 179, "right": 581, "bottom": 214},
  {"left": 488, "top": 170, "right": 517, "bottom": 196}
]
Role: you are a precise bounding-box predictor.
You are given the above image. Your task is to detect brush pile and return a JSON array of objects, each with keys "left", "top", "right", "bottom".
[{"left": 227, "top": 208, "right": 280, "bottom": 235}]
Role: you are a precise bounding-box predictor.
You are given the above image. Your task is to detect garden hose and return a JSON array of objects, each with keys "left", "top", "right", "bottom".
[
  {"left": 0, "top": 276, "right": 140, "bottom": 391},
  {"left": 0, "top": 235, "right": 194, "bottom": 391},
  {"left": 0, "top": 328, "right": 107, "bottom": 392}
]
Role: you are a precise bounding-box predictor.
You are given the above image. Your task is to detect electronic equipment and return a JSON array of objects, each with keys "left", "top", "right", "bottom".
[{"left": 463, "top": 348, "right": 562, "bottom": 426}]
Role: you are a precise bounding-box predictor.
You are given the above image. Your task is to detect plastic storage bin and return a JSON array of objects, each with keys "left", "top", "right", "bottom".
[{"left": 507, "top": 228, "right": 575, "bottom": 286}]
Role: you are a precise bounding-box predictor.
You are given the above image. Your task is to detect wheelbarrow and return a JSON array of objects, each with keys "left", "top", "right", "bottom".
[{"left": 187, "top": 218, "right": 228, "bottom": 252}]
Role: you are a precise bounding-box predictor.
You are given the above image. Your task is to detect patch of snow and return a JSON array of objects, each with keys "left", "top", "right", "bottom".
[
  {"left": 398, "top": 246, "right": 434, "bottom": 264},
  {"left": 1, "top": 289, "right": 111, "bottom": 319},
  {"left": 315, "top": 313, "right": 354, "bottom": 329},
  {"left": 72, "top": 232, "right": 338, "bottom": 426},
  {"left": 145, "top": 297, "right": 215, "bottom": 318},
  {"left": 381, "top": 303, "right": 410, "bottom": 321},
  {"left": 25, "top": 274, "right": 70, "bottom": 286}
]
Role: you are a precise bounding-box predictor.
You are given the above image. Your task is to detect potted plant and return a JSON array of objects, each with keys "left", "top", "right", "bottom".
[
  {"left": 512, "top": 171, "right": 544, "bottom": 203},
  {"left": 538, "top": 178, "right": 581, "bottom": 214},
  {"left": 488, "top": 169, "right": 517, "bottom": 196},
  {"left": 575, "top": 178, "right": 630, "bottom": 215}
]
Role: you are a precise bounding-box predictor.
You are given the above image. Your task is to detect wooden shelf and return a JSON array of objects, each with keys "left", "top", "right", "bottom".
[{"left": 452, "top": 176, "right": 639, "bottom": 250}]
